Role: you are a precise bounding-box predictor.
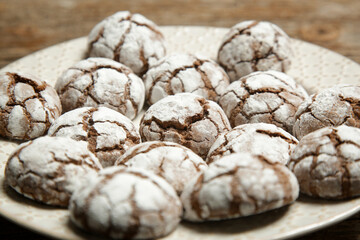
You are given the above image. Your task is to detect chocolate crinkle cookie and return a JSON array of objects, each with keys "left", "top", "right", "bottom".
[
  {"left": 288, "top": 125, "right": 360, "bottom": 199},
  {"left": 293, "top": 84, "right": 360, "bottom": 139},
  {"left": 55, "top": 57, "right": 145, "bottom": 120},
  {"left": 115, "top": 141, "right": 208, "bottom": 195},
  {"left": 69, "top": 166, "right": 182, "bottom": 239},
  {"left": 219, "top": 70, "right": 308, "bottom": 133},
  {"left": 88, "top": 11, "right": 166, "bottom": 76},
  {"left": 0, "top": 72, "right": 62, "bottom": 140},
  {"left": 218, "top": 21, "right": 293, "bottom": 82},
  {"left": 207, "top": 123, "right": 298, "bottom": 165},
  {"left": 139, "top": 93, "right": 231, "bottom": 159},
  {"left": 48, "top": 107, "right": 141, "bottom": 168},
  {"left": 143, "top": 53, "right": 230, "bottom": 105},
  {"left": 181, "top": 153, "right": 299, "bottom": 221},
  {"left": 5, "top": 136, "right": 102, "bottom": 207}
]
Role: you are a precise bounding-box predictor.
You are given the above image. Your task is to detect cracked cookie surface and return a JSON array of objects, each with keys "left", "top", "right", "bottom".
[
  {"left": 293, "top": 84, "right": 360, "bottom": 139},
  {"left": 288, "top": 125, "right": 360, "bottom": 199},
  {"left": 5, "top": 136, "right": 102, "bottom": 207},
  {"left": 48, "top": 107, "right": 141, "bottom": 168},
  {"left": 219, "top": 70, "right": 308, "bottom": 133},
  {"left": 218, "top": 21, "right": 293, "bottom": 81},
  {"left": 0, "top": 72, "right": 62, "bottom": 140},
  {"left": 139, "top": 93, "right": 231, "bottom": 159},
  {"left": 181, "top": 153, "right": 299, "bottom": 221},
  {"left": 116, "top": 141, "right": 208, "bottom": 195},
  {"left": 55, "top": 57, "right": 145, "bottom": 120},
  {"left": 143, "top": 54, "right": 230, "bottom": 105},
  {"left": 88, "top": 11, "right": 166, "bottom": 76},
  {"left": 207, "top": 123, "right": 298, "bottom": 164},
  {"left": 69, "top": 166, "right": 182, "bottom": 239}
]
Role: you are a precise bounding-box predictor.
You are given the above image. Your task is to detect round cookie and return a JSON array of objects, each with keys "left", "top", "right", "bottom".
[
  {"left": 0, "top": 71, "right": 62, "bottom": 140},
  {"left": 218, "top": 20, "right": 293, "bottom": 81},
  {"left": 293, "top": 84, "right": 360, "bottom": 139},
  {"left": 143, "top": 54, "right": 230, "bottom": 105},
  {"left": 55, "top": 57, "right": 145, "bottom": 120},
  {"left": 88, "top": 11, "right": 166, "bottom": 76},
  {"left": 181, "top": 153, "right": 299, "bottom": 221},
  {"left": 219, "top": 70, "right": 308, "bottom": 133},
  {"left": 288, "top": 125, "right": 360, "bottom": 199},
  {"left": 69, "top": 166, "right": 182, "bottom": 239},
  {"left": 5, "top": 136, "right": 102, "bottom": 207},
  {"left": 139, "top": 93, "right": 231, "bottom": 159},
  {"left": 48, "top": 107, "right": 141, "bottom": 168},
  {"left": 115, "top": 141, "right": 208, "bottom": 195},
  {"left": 207, "top": 123, "right": 298, "bottom": 164}
]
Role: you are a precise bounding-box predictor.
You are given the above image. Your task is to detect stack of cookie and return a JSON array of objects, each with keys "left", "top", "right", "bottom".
[{"left": 2, "top": 10, "right": 360, "bottom": 240}]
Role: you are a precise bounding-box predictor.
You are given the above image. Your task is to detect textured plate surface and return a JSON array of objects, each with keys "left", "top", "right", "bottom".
[{"left": 0, "top": 26, "right": 360, "bottom": 240}]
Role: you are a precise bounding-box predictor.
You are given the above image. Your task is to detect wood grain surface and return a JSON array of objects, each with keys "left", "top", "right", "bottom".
[{"left": 0, "top": 0, "right": 360, "bottom": 239}]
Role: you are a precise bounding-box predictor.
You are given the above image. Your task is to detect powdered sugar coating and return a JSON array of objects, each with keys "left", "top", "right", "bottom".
[
  {"left": 143, "top": 54, "right": 230, "bottom": 105},
  {"left": 69, "top": 166, "right": 182, "bottom": 239},
  {"left": 219, "top": 70, "right": 308, "bottom": 133},
  {"left": 55, "top": 57, "right": 145, "bottom": 120},
  {"left": 88, "top": 11, "right": 166, "bottom": 76},
  {"left": 5, "top": 136, "right": 102, "bottom": 207},
  {"left": 218, "top": 21, "right": 293, "bottom": 82},
  {"left": 48, "top": 107, "right": 140, "bottom": 168},
  {"left": 181, "top": 153, "right": 299, "bottom": 221},
  {"left": 293, "top": 84, "right": 360, "bottom": 139},
  {"left": 0, "top": 72, "right": 62, "bottom": 140},
  {"left": 139, "top": 93, "right": 231, "bottom": 159},
  {"left": 116, "top": 141, "right": 208, "bottom": 195},
  {"left": 207, "top": 123, "right": 298, "bottom": 164},
  {"left": 288, "top": 125, "right": 360, "bottom": 199}
]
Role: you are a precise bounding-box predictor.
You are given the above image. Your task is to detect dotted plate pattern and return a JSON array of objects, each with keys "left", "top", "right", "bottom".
[{"left": 0, "top": 26, "right": 360, "bottom": 240}]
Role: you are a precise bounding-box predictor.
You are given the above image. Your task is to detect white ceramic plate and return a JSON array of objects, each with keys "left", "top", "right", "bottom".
[{"left": 0, "top": 26, "right": 360, "bottom": 240}]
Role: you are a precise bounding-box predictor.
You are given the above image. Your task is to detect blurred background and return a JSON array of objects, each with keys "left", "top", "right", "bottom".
[
  {"left": 0, "top": 0, "right": 360, "bottom": 239},
  {"left": 0, "top": 0, "right": 359, "bottom": 69}
]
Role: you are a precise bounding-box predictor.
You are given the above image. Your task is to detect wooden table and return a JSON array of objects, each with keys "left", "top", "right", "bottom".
[{"left": 0, "top": 0, "right": 359, "bottom": 239}]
